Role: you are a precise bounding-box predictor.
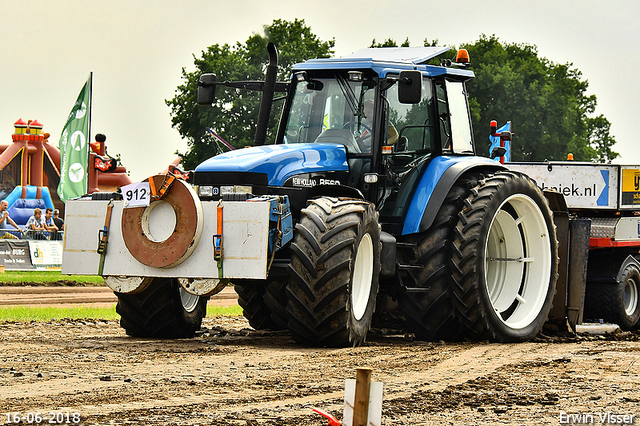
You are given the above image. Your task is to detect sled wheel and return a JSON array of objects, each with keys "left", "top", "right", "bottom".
[
  {"left": 397, "top": 174, "right": 479, "bottom": 340},
  {"left": 234, "top": 279, "right": 288, "bottom": 331},
  {"left": 116, "top": 277, "right": 207, "bottom": 338},
  {"left": 452, "top": 171, "right": 558, "bottom": 342},
  {"left": 585, "top": 262, "right": 640, "bottom": 330},
  {"left": 287, "top": 197, "right": 380, "bottom": 347}
]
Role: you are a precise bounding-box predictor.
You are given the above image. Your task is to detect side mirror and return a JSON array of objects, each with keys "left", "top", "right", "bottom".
[
  {"left": 500, "top": 131, "right": 512, "bottom": 142},
  {"left": 398, "top": 70, "right": 422, "bottom": 104},
  {"left": 197, "top": 73, "right": 218, "bottom": 105},
  {"left": 490, "top": 146, "right": 507, "bottom": 159}
]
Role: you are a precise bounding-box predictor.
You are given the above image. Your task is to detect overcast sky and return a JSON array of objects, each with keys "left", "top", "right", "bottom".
[{"left": 1, "top": 0, "right": 637, "bottom": 181}]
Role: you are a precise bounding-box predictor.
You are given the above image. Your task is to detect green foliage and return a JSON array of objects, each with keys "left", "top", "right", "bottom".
[
  {"left": 423, "top": 38, "right": 439, "bottom": 47},
  {"left": 369, "top": 37, "right": 439, "bottom": 48},
  {"left": 463, "top": 34, "right": 618, "bottom": 161},
  {"left": 370, "top": 37, "right": 410, "bottom": 48},
  {"left": 166, "top": 19, "right": 334, "bottom": 170}
]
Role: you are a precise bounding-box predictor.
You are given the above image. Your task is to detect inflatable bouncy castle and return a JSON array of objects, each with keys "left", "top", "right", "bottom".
[{"left": 0, "top": 119, "right": 132, "bottom": 228}]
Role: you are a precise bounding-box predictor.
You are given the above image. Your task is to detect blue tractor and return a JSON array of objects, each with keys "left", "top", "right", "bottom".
[{"left": 189, "top": 44, "right": 560, "bottom": 346}]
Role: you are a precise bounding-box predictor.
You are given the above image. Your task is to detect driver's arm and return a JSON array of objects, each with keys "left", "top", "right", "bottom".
[{"left": 387, "top": 124, "right": 399, "bottom": 145}]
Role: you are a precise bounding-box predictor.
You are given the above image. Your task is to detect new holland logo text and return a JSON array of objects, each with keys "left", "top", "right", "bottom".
[{"left": 292, "top": 177, "right": 341, "bottom": 187}]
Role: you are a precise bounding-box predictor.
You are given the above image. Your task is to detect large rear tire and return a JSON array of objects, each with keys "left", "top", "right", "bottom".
[
  {"left": 116, "top": 277, "right": 207, "bottom": 338},
  {"left": 287, "top": 197, "right": 380, "bottom": 347},
  {"left": 452, "top": 171, "right": 558, "bottom": 342},
  {"left": 234, "top": 279, "right": 288, "bottom": 331},
  {"left": 396, "top": 175, "right": 479, "bottom": 340}
]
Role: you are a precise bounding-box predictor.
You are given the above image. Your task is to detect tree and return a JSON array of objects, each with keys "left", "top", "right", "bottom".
[
  {"left": 370, "top": 37, "right": 410, "bottom": 48},
  {"left": 359, "top": 35, "right": 617, "bottom": 162},
  {"left": 369, "top": 38, "right": 438, "bottom": 48},
  {"left": 462, "top": 35, "right": 618, "bottom": 161},
  {"left": 166, "top": 19, "right": 334, "bottom": 170}
]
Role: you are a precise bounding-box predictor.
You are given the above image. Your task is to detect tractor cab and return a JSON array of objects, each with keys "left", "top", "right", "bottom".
[
  {"left": 274, "top": 47, "right": 477, "bottom": 232},
  {"left": 196, "top": 46, "right": 480, "bottom": 233}
]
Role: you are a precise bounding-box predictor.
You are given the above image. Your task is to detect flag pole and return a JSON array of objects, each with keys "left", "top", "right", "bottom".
[{"left": 87, "top": 71, "right": 93, "bottom": 194}]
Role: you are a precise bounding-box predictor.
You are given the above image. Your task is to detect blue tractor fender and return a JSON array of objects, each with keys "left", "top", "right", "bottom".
[{"left": 402, "top": 156, "right": 506, "bottom": 235}]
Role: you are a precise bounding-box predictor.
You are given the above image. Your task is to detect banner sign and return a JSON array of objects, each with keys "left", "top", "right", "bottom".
[
  {"left": 0, "top": 241, "right": 34, "bottom": 270},
  {"left": 58, "top": 74, "right": 92, "bottom": 202},
  {"left": 28, "top": 240, "right": 64, "bottom": 270}
]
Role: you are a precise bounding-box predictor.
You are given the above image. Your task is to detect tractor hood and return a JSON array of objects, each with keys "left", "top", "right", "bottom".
[{"left": 194, "top": 143, "right": 349, "bottom": 186}]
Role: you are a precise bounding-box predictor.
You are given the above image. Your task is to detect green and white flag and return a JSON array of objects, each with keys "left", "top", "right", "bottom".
[{"left": 57, "top": 73, "right": 92, "bottom": 202}]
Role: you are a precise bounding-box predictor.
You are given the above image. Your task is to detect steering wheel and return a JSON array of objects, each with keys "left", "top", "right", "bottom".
[
  {"left": 343, "top": 120, "right": 373, "bottom": 152},
  {"left": 343, "top": 120, "right": 372, "bottom": 135}
]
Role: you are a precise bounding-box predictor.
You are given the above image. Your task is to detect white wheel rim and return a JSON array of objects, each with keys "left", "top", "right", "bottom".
[
  {"left": 352, "top": 233, "right": 374, "bottom": 321},
  {"left": 178, "top": 277, "right": 226, "bottom": 297},
  {"left": 104, "top": 276, "right": 153, "bottom": 294},
  {"left": 484, "top": 194, "right": 552, "bottom": 329},
  {"left": 179, "top": 286, "right": 200, "bottom": 313},
  {"left": 624, "top": 276, "right": 639, "bottom": 316}
]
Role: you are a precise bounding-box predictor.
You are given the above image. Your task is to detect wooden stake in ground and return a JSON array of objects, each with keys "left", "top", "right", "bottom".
[
  {"left": 344, "top": 368, "right": 383, "bottom": 426},
  {"left": 353, "top": 368, "right": 372, "bottom": 426}
]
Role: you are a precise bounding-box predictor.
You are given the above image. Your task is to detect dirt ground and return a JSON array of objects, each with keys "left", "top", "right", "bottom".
[{"left": 1, "top": 312, "right": 639, "bottom": 426}]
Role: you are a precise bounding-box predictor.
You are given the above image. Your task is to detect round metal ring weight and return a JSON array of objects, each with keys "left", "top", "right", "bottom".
[{"left": 121, "top": 175, "right": 204, "bottom": 268}]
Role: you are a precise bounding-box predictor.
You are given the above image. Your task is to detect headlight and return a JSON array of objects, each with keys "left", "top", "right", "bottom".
[
  {"left": 198, "top": 186, "right": 214, "bottom": 197},
  {"left": 221, "top": 185, "right": 252, "bottom": 194}
]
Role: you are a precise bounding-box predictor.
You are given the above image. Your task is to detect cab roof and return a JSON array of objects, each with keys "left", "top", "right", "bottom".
[
  {"left": 342, "top": 46, "right": 451, "bottom": 64},
  {"left": 293, "top": 46, "right": 475, "bottom": 80}
]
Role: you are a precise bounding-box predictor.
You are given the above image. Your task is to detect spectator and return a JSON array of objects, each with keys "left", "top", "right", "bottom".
[
  {"left": 44, "top": 208, "right": 58, "bottom": 233},
  {"left": 51, "top": 209, "right": 64, "bottom": 241},
  {"left": 24, "top": 208, "right": 47, "bottom": 240},
  {"left": 0, "top": 200, "right": 20, "bottom": 239}
]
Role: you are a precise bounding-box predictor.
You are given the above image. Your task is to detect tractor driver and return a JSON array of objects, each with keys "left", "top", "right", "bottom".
[{"left": 361, "top": 99, "right": 398, "bottom": 146}]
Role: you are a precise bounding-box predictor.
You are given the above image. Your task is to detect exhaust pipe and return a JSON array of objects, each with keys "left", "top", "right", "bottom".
[{"left": 253, "top": 42, "right": 278, "bottom": 146}]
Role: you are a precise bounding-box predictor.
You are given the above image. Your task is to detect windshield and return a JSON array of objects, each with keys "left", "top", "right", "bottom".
[{"left": 283, "top": 73, "right": 375, "bottom": 154}]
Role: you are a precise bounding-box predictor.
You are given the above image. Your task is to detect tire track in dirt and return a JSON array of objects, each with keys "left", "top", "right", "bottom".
[{"left": 0, "top": 285, "right": 238, "bottom": 307}]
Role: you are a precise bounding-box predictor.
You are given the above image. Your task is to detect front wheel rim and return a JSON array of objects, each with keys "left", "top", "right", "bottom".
[
  {"left": 624, "top": 276, "right": 639, "bottom": 316},
  {"left": 484, "top": 194, "right": 552, "bottom": 329},
  {"left": 352, "top": 233, "right": 374, "bottom": 321}
]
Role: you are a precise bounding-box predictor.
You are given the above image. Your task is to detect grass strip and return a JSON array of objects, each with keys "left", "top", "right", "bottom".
[
  {"left": 0, "top": 305, "right": 118, "bottom": 322},
  {"left": 0, "top": 271, "right": 103, "bottom": 284},
  {"left": 0, "top": 304, "right": 242, "bottom": 322},
  {"left": 207, "top": 304, "right": 242, "bottom": 317}
]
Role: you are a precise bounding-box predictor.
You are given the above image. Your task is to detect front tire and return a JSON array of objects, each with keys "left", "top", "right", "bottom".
[
  {"left": 234, "top": 279, "right": 288, "bottom": 331},
  {"left": 452, "top": 172, "right": 558, "bottom": 342},
  {"left": 287, "top": 197, "right": 380, "bottom": 347},
  {"left": 116, "top": 277, "right": 207, "bottom": 338}
]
